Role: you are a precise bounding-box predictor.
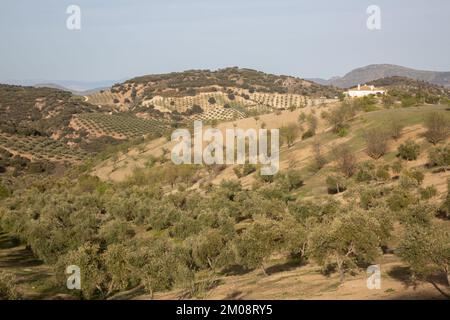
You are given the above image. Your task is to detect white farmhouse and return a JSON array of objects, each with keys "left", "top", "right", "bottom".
[{"left": 346, "top": 84, "right": 385, "bottom": 97}]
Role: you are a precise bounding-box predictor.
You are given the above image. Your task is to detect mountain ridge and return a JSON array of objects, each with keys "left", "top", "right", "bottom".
[{"left": 308, "top": 64, "right": 450, "bottom": 88}]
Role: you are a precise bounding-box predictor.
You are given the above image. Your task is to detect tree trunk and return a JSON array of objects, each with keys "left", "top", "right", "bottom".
[
  {"left": 445, "top": 268, "right": 450, "bottom": 287},
  {"left": 261, "top": 264, "right": 268, "bottom": 276},
  {"left": 336, "top": 258, "right": 344, "bottom": 282}
]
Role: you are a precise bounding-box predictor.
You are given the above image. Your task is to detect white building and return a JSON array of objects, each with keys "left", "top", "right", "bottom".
[{"left": 346, "top": 84, "right": 385, "bottom": 97}]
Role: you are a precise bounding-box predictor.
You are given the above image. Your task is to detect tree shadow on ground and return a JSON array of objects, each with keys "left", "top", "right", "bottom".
[
  {"left": 387, "top": 266, "right": 415, "bottom": 287},
  {"left": 0, "top": 233, "right": 20, "bottom": 250},
  {"left": 221, "top": 264, "right": 250, "bottom": 276},
  {"left": 266, "top": 258, "right": 304, "bottom": 276},
  {"left": 0, "top": 247, "right": 43, "bottom": 268}
]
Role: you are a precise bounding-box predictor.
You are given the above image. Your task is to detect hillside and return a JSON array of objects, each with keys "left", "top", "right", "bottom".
[
  {"left": 87, "top": 68, "right": 340, "bottom": 117},
  {"left": 367, "top": 76, "right": 450, "bottom": 98},
  {"left": 1, "top": 73, "right": 450, "bottom": 301},
  {"left": 312, "top": 64, "right": 450, "bottom": 88}
]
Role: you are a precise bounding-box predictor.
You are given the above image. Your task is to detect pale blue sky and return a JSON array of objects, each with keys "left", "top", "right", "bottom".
[{"left": 0, "top": 0, "right": 449, "bottom": 83}]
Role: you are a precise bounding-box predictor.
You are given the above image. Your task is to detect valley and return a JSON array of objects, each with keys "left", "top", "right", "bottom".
[{"left": 1, "top": 67, "right": 450, "bottom": 301}]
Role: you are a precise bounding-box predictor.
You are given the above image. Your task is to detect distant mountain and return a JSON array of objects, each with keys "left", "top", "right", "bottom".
[
  {"left": 5, "top": 79, "right": 122, "bottom": 95},
  {"left": 33, "top": 83, "right": 108, "bottom": 96},
  {"left": 309, "top": 64, "right": 450, "bottom": 89}
]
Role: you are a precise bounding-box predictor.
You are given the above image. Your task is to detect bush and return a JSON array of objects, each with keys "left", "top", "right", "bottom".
[
  {"left": 387, "top": 188, "right": 416, "bottom": 212},
  {"left": 0, "top": 271, "right": 21, "bottom": 300},
  {"left": 326, "top": 175, "right": 347, "bottom": 194},
  {"left": 365, "top": 128, "right": 389, "bottom": 159},
  {"left": 301, "top": 130, "right": 314, "bottom": 140},
  {"left": 359, "top": 187, "right": 385, "bottom": 209},
  {"left": 336, "top": 127, "right": 349, "bottom": 137},
  {"left": 389, "top": 117, "right": 404, "bottom": 140},
  {"left": 276, "top": 169, "right": 303, "bottom": 192},
  {"left": 355, "top": 162, "right": 376, "bottom": 183},
  {"left": 399, "top": 170, "right": 424, "bottom": 189},
  {"left": 398, "top": 140, "right": 421, "bottom": 161},
  {"left": 419, "top": 186, "right": 437, "bottom": 200},
  {"left": 425, "top": 112, "right": 450, "bottom": 145},
  {"left": 428, "top": 145, "right": 450, "bottom": 168}
]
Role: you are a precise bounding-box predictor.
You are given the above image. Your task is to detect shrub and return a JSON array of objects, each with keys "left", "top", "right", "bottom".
[
  {"left": 355, "top": 162, "right": 376, "bottom": 183},
  {"left": 365, "top": 128, "right": 389, "bottom": 159},
  {"left": 326, "top": 175, "right": 347, "bottom": 194},
  {"left": 391, "top": 161, "right": 403, "bottom": 176},
  {"left": 428, "top": 145, "right": 450, "bottom": 168},
  {"left": 419, "top": 186, "right": 438, "bottom": 200},
  {"left": 276, "top": 169, "right": 303, "bottom": 192},
  {"left": 0, "top": 271, "right": 21, "bottom": 300},
  {"left": 399, "top": 170, "right": 424, "bottom": 189},
  {"left": 398, "top": 140, "right": 421, "bottom": 161},
  {"left": 336, "top": 127, "right": 349, "bottom": 137},
  {"left": 359, "top": 188, "right": 385, "bottom": 209},
  {"left": 389, "top": 117, "right": 404, "bottom": 140},
  {"left": 301, "top": 130, "right": 314, "bottom": 140},
  {"left": 376, "top": 166, "right": 391, "bottom": 181},
  {"left": 425, "top": 112, "right": 450, "bottom": 145}
]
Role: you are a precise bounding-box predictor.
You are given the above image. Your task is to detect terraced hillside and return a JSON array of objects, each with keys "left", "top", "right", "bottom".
[
  {"left": 0, "top": 133, "right": 87, "bottom": 163},
  {"left": 87, "top": 68, "right": 341, "bottom": 120},
  {"left": 71, "top": 113, "right": 169, "bottom": 139}
]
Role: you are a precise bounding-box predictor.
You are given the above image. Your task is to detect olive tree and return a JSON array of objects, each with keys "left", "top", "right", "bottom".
[
  {"left": 399, "top": 223, "right": 450, "bottom": 297},
  {"left": 234, "top": 218, "right": 282, "bottom": 275},
  {"left": 309, "top": 211, "right": 381, "bottom": 282}
]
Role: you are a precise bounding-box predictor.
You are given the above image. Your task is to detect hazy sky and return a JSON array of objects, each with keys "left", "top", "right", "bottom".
[{"left": 0, "top": 0, "right": 449, "bottom": 83}]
